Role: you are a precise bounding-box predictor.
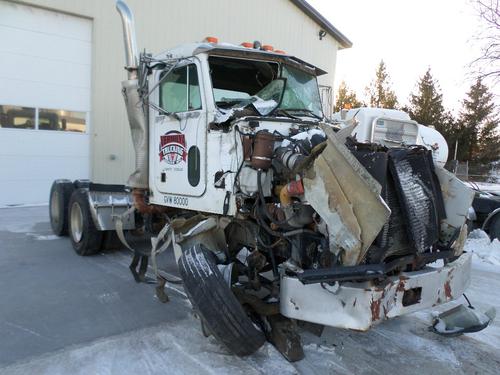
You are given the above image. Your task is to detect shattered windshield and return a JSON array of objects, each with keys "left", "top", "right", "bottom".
[
  {"left": 235, "top": 79, "right": 286, "bottom": 116},
  {"left": 280, "top": 65, "right": 323, "bottom": 118},
  {"left": 209, "top": 56, "right": 323, "bottom": 120}
]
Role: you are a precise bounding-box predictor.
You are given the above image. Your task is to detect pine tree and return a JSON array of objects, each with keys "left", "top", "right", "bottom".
[
  {"left": 477, "top": 119, "right": 500, "bottom": 163},
  {"left": 408, "top": 68, "right": 445, "bottom": 126},
  {"left": 366, "top": 60, "right": 398, "bottom": 109},
  {"left": 440, "top": 111, "right": 460, "bottom": 160},
  {"left": 457, "top": 79, "right": 498, "bottom": 161},
  {"left": 334, "top": 81, "right": 363, "bottom": 112}
]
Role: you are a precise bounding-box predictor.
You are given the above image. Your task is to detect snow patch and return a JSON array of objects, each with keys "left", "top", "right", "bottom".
[
  {"left": 281, "top": 128, "right": 325, "bottom": 147},
  {"left": 0, "top": 205, "right": 49, "bottom": 233},
  {"left": 214, "top": 108, "right": 235, "bottom": 123},
  {"left": 303, "top": 343, "right": 336, "bottom": 353},
  {"left": 433, "top": 318, "right": 462, "bottom": 335},
  {"left": 466, "top": 181, "right": 500, "bottom": 194},
  {"left": 0, "top": 203, "right": 48, "bottom": 209},
  {"left": 465, "top": 229, "right": 500, "bottom": 266},
  {"left": 0, "top": 317, "right": 298, "bottom": 375},
  {"left": 26, "top": 233, "right": 60, "bottom": 241}
]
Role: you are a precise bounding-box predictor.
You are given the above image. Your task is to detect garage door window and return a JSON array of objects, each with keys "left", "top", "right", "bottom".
[
  {"left": 39, "top": 109, "right": 86, "bottom": 132},
  {"left": 0, "top": 105, "right": 35, "bottom": 129},
  {"left": 0, "top": 105, "right": 86, "bottom": 133}
]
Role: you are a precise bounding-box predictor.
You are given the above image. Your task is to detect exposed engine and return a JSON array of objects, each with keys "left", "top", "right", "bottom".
[{"left": 228, "top": 121, "right": 451, "bottom": 285}]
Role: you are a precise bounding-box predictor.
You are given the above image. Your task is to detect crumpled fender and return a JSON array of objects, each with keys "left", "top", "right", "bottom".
[{"left": 303, "top": 125, "right": 391, "bottom": 266}]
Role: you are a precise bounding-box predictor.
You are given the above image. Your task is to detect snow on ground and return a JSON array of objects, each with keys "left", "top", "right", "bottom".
[
  {"left": 0, "top": 202, "right": 48, "bottom": 210},
  {"left": 1, "top": 208, "right": 500, "bottom": 374},
  {"left": 458, "top": 230, "right": 500, "bottom": 351},
  {"left": 0, "top": 317, "right": 299, "bottom": 375},
  {"left": 467, "top": 229, "right": 500, "bottom": 266},
  {"left": 465, "top": 181, "right": 500, "bottom": 194},
  {"left": 0, "top": 205, "right": 48, "bottom": 233},
  {"left": 25, "top": 233, "right": 60, "bottom": 241}
]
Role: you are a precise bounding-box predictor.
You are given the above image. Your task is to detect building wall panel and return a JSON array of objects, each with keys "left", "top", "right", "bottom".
[{"left": 9, "top": 0, "right": 340, "bottom": 185}]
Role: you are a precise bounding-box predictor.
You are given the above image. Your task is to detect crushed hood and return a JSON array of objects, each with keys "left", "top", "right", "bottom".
[{"left": 303, "top": 125, "right": 391, "bottom": 266}]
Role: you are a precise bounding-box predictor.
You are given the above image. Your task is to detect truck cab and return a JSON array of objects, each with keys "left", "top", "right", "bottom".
[{"left": 147, "top": 42, "right": 328, "bottom": 216}]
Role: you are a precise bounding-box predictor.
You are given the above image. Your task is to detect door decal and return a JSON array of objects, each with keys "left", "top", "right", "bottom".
[{"left": 159, "top": 130, "right": 187, "bottom": 165}]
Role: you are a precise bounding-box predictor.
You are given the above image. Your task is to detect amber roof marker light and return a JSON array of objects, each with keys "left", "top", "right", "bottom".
[{"left": 204, "top": 36, "right": 219, "bottom": 44}]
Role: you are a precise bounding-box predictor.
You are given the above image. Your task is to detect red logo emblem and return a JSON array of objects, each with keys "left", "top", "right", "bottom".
[{"left": 159, "top": 131, "right": 187, "bottom": 165}]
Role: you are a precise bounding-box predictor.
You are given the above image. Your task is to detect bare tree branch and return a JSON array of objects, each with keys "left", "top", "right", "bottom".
[{"left": 471, "top": 0, "right": 500, "bottom": 84}]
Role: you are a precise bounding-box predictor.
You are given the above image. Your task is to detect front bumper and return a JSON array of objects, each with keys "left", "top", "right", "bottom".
[{"left": 280, "top": 252, "right": 472, "bottom": 331}]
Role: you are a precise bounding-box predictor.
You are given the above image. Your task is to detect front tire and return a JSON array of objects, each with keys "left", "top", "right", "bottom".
[
  {"left": 178, "top": 244, "right": 265, "bottom": 356},
  {"left": 49, "top": 180, "right": 74, "bottom": 236},
  {"left": 68, "top": 188, "right": 103, "bottom": 256}
]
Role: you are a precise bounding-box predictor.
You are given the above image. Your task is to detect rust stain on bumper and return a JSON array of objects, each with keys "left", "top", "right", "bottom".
[
  {"left": 371, "top": 298, "right": 381, "bottom": 321},
  {"left": 444, "top": 281, "right": 452, "bottom": 299}
]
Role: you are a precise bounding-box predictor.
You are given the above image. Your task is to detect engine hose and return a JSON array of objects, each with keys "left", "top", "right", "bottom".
[
  {"left": 255, "top": 209, "right": 283, "bottom": 238},
  {"left": 256, "top": 234, "right": 272, "bottom": 249},
  {"left": 282, "top": 228, "right": 323, "bottom": 238},
  {"left": 291, "top": 141, "right": 327, "bottom": 175},
  {"left": 256, "top": 222, "right": 279, "bottom": 279},
  {"left": 268, "top": 246, "right": 278, "bottom": 279},
  {"left": 255, "top": 174, "right": 320, "bottom": 240}
]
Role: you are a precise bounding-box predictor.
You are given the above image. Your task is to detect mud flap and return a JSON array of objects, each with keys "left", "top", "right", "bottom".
[
  {"left": 268, "top": 315, "right": 305, "bottom": 362},
  {"left": 115, "top": 208, "right": 170, "bottom": 302},
  {"left": 432, "top": 304, "right": 496, "bottom": 336},
  {"left": 129, "top": 253, "right": 153, "bottom": 283}
]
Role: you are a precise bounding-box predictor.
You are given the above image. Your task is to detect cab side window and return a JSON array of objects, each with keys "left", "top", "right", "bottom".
[{"left": 159, "top": 64, "right": 202, "bottom": 113}]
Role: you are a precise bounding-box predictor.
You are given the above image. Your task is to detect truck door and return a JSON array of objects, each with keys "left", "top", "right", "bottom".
[{"left": 153, "top": 61, "right": 207, "bottom": 198}]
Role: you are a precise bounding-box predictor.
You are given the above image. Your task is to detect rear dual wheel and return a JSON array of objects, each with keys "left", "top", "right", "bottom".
[
  {"left": 49, "top": 180, "right": 74, "bottom": 236},
  {"left": 50, "top": 181, "right": 122, "bottom": 255},
  {"left": 68, "top": 188, "right": 103, "bottom": 256}
]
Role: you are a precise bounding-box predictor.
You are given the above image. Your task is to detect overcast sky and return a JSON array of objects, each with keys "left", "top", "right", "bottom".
[{"left": 308, "top": 0, "right": 488, "bottom": 113}]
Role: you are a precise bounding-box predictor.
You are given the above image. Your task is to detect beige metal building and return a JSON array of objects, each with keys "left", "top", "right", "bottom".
[{"left": 0, "top": 0, "right": 350, "bottom": 205}]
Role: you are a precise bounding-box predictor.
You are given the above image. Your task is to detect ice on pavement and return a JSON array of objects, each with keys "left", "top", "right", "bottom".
[
  {"left": 0, "top": 205, "right": 49, "bottom": 233},
  {"left": 26, "top": 233, "right": 60, "bottom": 241},
  {"left": 1, "top": 315, "right": 298, "bottom": 375}
]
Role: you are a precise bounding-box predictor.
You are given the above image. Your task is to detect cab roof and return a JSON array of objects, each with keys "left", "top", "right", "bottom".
[{"left": 153, "top": 42, "right": 327, "bottom": 76}]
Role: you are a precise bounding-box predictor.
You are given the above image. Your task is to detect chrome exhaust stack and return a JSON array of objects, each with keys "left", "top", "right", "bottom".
[
  {"left": 116, "top": 0, "right": 139, "bottom": 79},
  {"left": 116, "top": 0, "right": 149, "bottom": 189}
]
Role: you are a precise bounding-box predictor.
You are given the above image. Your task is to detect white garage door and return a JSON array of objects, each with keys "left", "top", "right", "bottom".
[{"left": 0, "top": 1, "right": 92, "bottom": 206}]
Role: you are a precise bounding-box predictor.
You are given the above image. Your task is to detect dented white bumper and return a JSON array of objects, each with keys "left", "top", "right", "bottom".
[{"left": 280, "top": 252, "right": 472, "bottom": 331}]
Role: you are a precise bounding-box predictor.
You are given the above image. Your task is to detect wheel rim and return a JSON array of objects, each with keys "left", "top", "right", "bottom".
[
  {"left": 50, "top": 189, "right": 60, "bottom": 224},
  {"left": 70, "top": 201, "right": 84, "bottom": 243}
]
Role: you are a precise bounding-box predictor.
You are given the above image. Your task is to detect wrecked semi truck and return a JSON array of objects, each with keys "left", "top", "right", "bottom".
[{"left": 48, "top": 0, "right": 483, "bottom": 361}]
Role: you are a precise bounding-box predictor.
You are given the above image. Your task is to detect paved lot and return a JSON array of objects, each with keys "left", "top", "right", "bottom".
[
  {"left": 0, "top": 206, "right": 188, "bottom": 367},
  {"left": 1, "top": 206, "right": 500, "bottom": 374}
]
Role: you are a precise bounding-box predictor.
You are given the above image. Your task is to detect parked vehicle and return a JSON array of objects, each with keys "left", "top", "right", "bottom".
[
  {"left": 48, "top": 0, "right": 489, "bottom": 361},
  {"left": 466, "top": 181, "right": 500, "bottom": 240}
]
